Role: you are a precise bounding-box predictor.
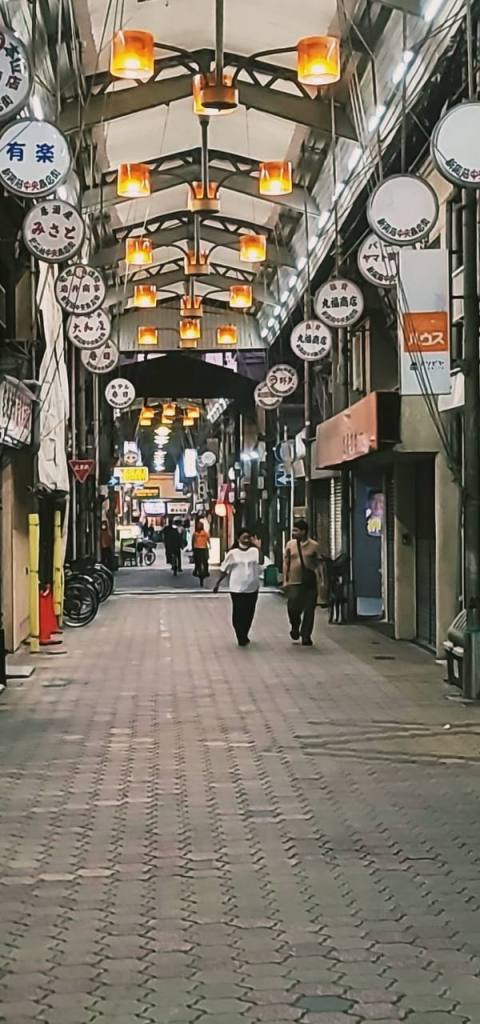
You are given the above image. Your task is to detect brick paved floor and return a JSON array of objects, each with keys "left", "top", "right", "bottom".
[{"left": 2, "top": 591, "right": 480, "bottom": 1024}]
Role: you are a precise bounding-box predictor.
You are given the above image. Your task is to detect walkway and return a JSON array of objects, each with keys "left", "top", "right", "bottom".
[{"left": 2, "top": 592, "right": 480, "bottom": 1024}]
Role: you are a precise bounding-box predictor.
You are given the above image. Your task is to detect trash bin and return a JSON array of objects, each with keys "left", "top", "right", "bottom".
[
  {"left": 264, "top": 564, "right": 279, "bottom": 587},
  {"left": 444, "top": 609, "right": 467, "bottom": 686}
]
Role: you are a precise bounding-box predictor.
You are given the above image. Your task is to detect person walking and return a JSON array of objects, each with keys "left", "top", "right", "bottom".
[
  {"left": 192, "top": 519, "right": 210, "bottom": 585},
  {"left": 283, "top": 518, "right": 321, "bottom": 646},
  {"left": 213, "top": 530, "right": 263, "bottom": 646}
]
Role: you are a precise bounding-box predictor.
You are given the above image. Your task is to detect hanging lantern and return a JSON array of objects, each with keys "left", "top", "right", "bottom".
[
  {"left": 134, "top": 284, "right": 157, "bottom": 308},
  {"left": 187, "top": 406, "right": 200, "bottom": 419},
  {"left": 139, "top": 417, "right": 153, "bottom": 427},
  {"left": 181, "top": 294, "right": 203, "bottom": 318},
  {"left": 183, "top": 416, "right": 195, "bottom": 427},
  {"left": 297, "top": 36, "right": 341, "bottom": 86},
  {"left": 192, "top": 72, "right": 238, "bottom": 115},
  {"left": 161, "top": 416, "right": 173, "bottom": 426},
  {"left": 217, "top": 324, "right": 238, "bottom": 346},
  {"left": 215, "top": 502, "right": 227, "bottom": 517},
  {"left": 230, "top": 284, "right": 253, "bottom": 309},
  {"left": 188, "top": 181, "right": 221, "bottom": 214},
  {"left": 179, "top": 337, "right": 198, "bottom": 349},
  {"left": 137, "top": 326, "right": 158, "bottom": 346},
  {"left": 110, "top": 30, "right": 154, "bottom": 81},
  {"left": 117, "top": 163, "right": 151, "bottom": 198},
  {"left": 126, "top": 237, "right": 153, "bottom": 266},
  {"left": 163, "top": 402, "right": 176, "bottom": 417},
  {"left": 179, "top": 318, "right": 201, "bottom": 341},
  {"left": 239, "top": 233, "right": 267, "bottom": 263},
  {"left": 140, "top": 406, "right": 155, "bottom": 418},
  {"left": 259, "top": 161, "right": 293, "bottom": 196},
  {"left": 185, "top": 250, "right": 210, "bottom": 276}
]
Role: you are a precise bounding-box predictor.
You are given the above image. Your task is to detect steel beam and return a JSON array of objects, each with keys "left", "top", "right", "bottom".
[
  {"left": 237, "top": 81, "right": 356, "bottom": 140},
  {"left": 378, "top": 0, "right": 423, "bottom": 14},
  {"left": 94, "top": 223, "right": 294, "bottom": 269},
  {"left": 104, "top": 271, "right": 275, "bottom": 307}
]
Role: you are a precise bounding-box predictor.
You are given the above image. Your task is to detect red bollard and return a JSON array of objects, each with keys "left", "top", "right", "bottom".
[{"left": 39, "top": 588, "right": 62, "bottom": 646}]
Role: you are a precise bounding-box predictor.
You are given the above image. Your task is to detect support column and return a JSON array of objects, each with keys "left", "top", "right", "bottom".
[{"left": 462, "top": 187, "right": 480, "bottom": 697}]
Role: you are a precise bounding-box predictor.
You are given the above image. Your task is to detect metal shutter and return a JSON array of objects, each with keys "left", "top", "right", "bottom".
[{"left": 330, "top": 476, "right": 343, "bottom": 559}]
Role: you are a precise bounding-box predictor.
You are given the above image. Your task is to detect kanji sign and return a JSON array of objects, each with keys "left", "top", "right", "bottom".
[
  {"left": 134, "top": 487, "right": 160, "bottom": 499},
  {"left": 0, "top": 27, "right": 32, "bottom": 122},
  {"left": 254, "top": 380, "right": 282, "bottom": 410},
  {"left": 266, "top": 364, "right": 299, "bottom": 398},
  {"left": 314, "top": 278, "right": 364, "bottom": 328},
  {"left": 0, "top": 118, "right": 71, "bottom": 197},
  {"left": 431, "top": 102, "right": 480, "bottom": 188},
  {"left": 398, "top": 249, "right": 450, "bottom": 395},
  {"left": 117, "top": 466, "right": 149, "bottom": 484},
  {"left": 367, "top": 174, "right": 438, "bottom": 245},
  {"left": 290, "top": 319, "right": 332, "bottom": 361},
  {"left": 81, "top": 340, "right": 119, "bottom": 375},
  {"left": 69, "top": 458, "right": 94, "bottom": 484},
  {"left": 357, "top": 233, "right": 401, "bottom": 288},
  {"left": 67, "top": 308, "right": 111, "bottom": 351},
  {"left": 23, "top": 199, "right": 84, "bottom": 263},
  {"left": 105, "top": 378, "right": 136, "bottom": 410},
  {"left": 55, "top": 264, "right": 106, "bottom": 315},
  {"left": 0, "top": 377, "right": 34, "bottom": 448}
]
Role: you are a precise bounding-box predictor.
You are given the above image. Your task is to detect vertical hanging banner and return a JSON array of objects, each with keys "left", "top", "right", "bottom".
[{"left": 398, "top": 249, "right": 450, "bottom": 395}]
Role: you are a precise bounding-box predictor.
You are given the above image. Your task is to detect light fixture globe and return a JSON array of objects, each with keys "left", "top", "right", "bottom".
[
  {"left": 110, "top": 30, "right": 154, "bottom": 82},
  {"left": 181, "top": 294, "right": 203, "bottom": 318},
  {"left": 239, "top": 233, "right": 267, "bottom": 263},
  {"left": 117, "top": 163, "right": 151, "bottom": 198},
  {"left": 188, "top": 181, "right": 221, "bottom": 213},
  {"left": 259, "top": 161, "right": 293, "bottom": 196},
  {"left": 179, "top": 318, "right": 201, "bottom": 341},
  {"left": 230, "top": 284, "right": 253, "bottom": 309},
  {"left": 193, "top": 72, "right": 238, "bottom": 114},
  {"left": 134, "top": 284, "right": 157, "bottom": 308},
  {"left": 217, "top": 324, "right": 238, "bottom": 346},
  {"left": 126, "top": 237, "right": 153, "bottom": 266},
  {"left": 297, "top": 36, "right": 341, "bottom": 86},
  {"left": 137, "top": 326, "right": 159, "bottom": 346}
]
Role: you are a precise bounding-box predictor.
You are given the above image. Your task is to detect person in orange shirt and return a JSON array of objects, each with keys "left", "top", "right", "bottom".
[{"left": 192, "top": 519, "right": 210, "bottom": 585}]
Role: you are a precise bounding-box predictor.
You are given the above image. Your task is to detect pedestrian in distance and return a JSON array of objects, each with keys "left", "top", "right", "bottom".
[
  {"left": 213, "top": 530, "right": 263, "bottom": 646},
  {"left": 283, "top": 518, "right": 322, "bottom": 646},
  {"left": 192, "top": 518, "right": 210, "bottom": 585}
]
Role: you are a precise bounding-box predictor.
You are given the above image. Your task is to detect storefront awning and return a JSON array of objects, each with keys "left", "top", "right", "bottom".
[{"left": 315, "top": 392, "right": 401, "bottom": 470}]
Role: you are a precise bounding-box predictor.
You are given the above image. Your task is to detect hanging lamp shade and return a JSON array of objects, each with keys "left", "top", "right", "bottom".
[
  {"left": 297, "top": 36, "right": 341, "bottom": 86},
  {"left": 126, "top": 237, "right": 153, "bottom": 266},
  {"left": 140, "top": 406, "right": 155, "bottom": 418},
  {"left": 239, "top": 233, "right": 267, "bottom": 263},
  {"left": 187, "top": 406, "right": 200, "bottom": 419},
  {"left": 179, "top": 318, "right": 201, "bottom": 341},
  {"left": 229, "top": 284, "right": 253, "bottom": 309},
  {"left": 137, "top": 326, "right": 159, "bottom": 346},
  {"left": 183, "top": 416, "right": 195, "bottom": 427},
  {"left": 192, "top": 72, "right": 238, "bottom": 115},
  {"left": 110, "top": 30, "right": 154, "bottom": 81},
  {"left": 163, "top": 402, "right": 176, "bottom": 417},
  {"left": 188, "top": 181, "right": 221, "bottom": 213},
  {"left": 217, "top": 324, "right": 238, "bottom": 346},
  {"left": 117, "top": 162, "right": 151, "bottom": 198},
  {"left": 185, "top": 250, "right": 210, "bottom": 276},
  {"left": 259, "top": 161, "right": 293, "bottom": 196},
  {"left": 179, "top": 337, "right": 198, "bottom": 349},
  {"left": 134, "top": 284, "right": 157, "bottom": 308},
  {"left": 181, "top": 294, "right": 203, "bottom": 318}
]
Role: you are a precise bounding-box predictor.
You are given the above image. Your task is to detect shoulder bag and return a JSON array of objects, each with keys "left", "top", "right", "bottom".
[{"left": 297, "top": 540, "right": 317, "bottom": 590}]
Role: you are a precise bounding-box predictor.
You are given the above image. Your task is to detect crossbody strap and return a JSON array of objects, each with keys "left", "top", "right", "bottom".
[{"left": 297, "top": 539, "right": 306, "bottom": 568}]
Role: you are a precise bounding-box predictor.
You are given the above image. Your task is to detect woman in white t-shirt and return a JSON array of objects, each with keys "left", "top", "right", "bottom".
[{"left": 213, "top": 530, "right": 263, "bottom": 646}]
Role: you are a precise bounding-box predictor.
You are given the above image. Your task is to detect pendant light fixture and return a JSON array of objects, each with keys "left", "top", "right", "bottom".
[
  {"left": 229, "top": 284, "right": 253, "bottom": 309},
  {"left": 134, "top": 284, "right": 157, "bottom": 308},
  {"left": 179, "top": 318, "right": 201, "bottom": 341},
  {"left": 137, "top": 326, "right": 159, "bottom": 346},
  {"left": 126, "top": 237, "right": 153, "bottom": 266},
  {"left": 297, "top": 36, "right": 341, "bottom": 86},
  {"left": 181, "top": 294, "right": 203, "bottom": 318},
  {"left": 188, "top": 181, "right": 221, "bottom": 214},
  {"left": 187, "top": 406, "right": 200, "bottom": 419},
  {"left": 117, "top": 163, "right": 151, "bottom": 198},
  {"left": 193, "top": 73, "right": 238, "bottom": 115},
  {"left": 239, "top": 233, "right": 267, "bottom": 263},
  {"left": 183, "top": 416, "right": 195, "bottom": 427},
  {"left": 179, "top": 337, "right": 198, "bottom": 349},
  {"left": 185, "top": 250, "right": 210, "bottom": 276},
  {"left": 217, "top": 324, "right": 238, "bottom": 346},
  {"left": 259, "top": 161, "right": 293, "bottom": 196},
  {"left": 110, "top": 30, "right": 154, "bottom": 82},
  {"left": 163, "top": 403, "right": 176, "bottom": 417}
]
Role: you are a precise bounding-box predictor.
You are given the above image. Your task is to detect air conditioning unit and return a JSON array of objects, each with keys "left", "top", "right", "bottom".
[{"left": 452, "top": 265, "right": 464, "bottom": 323}]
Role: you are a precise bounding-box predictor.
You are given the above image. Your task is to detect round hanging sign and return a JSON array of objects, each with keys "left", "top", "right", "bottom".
[
  {"left": 266, "top": 364, "right": 299, "bottom": 398},
  {"left": 314, "top": 278, "right": 364, "bottom": 328},
  {"left": 67, "top": 308, "right": 111, "bottom": 351},
  {"left": 0, "top": 118, "right": 71, "bottom": 197},
  {"left": 23, "top": 199, "right": 84, "bottom": 263},
  {"left": 290, "top": 319, "right": 333, "bottom": 361},
  {"left": 81, "top": 340, "right": 119, "bottom": 375},
  {"left": 254, "top": 380, "right": 283, "bottom": 410},
  {"left": 55, "top": 264, "right": 106, "bottom": 315},
  {"left": 357, "top": 233, "right": 402, "bottom": 288},
  {"left": 367, "top": 174, "right": 438, "bottom": 245},
  {"left": 0, "top": 28, "right": 33, "bottom": 122},
  {"left": 200, "top": 451, "right": 217, "bottom": 468},
  {"left": 105, "top": 378, "right": 136, "bottom": 410},
  {"left": 431, "top": 102, "right": 480, "bottom": 188}
]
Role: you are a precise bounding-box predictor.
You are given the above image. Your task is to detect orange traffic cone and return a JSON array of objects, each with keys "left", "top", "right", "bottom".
[
  {"left": 46, "top": 587, "right": 63, "bottom": 636},
  {"left": 39, "top": 588, "right": 62, "bottom": 646}
]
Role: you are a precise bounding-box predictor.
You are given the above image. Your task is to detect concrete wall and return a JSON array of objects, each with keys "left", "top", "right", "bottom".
[{"left": 2, "top": 456, "right": 32, "bottom": 652}]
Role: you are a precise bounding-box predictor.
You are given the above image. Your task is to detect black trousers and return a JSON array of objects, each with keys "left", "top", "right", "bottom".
[
  {"left": 193, "top": 549, "right": 209, "bottom": 577},
  {"left": 231, "top": 591, "right": 258, "bottom": 643},
  {"left": 287, "top": 584, "right": 317, "bottom": 640}
]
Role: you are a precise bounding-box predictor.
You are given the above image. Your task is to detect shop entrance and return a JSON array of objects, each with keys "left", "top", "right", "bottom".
[{"left": 352, "top": 473, "right": 385, "bottom": 619}]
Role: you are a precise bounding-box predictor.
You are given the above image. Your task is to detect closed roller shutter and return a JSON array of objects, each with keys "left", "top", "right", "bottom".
[{"left": 330, "top": 476, "right": 343, "bottom": 559}]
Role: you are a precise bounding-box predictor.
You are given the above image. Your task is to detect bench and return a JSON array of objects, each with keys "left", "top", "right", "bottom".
[{"left": 444, "top": 609, "right": 467, "bottom": 687}]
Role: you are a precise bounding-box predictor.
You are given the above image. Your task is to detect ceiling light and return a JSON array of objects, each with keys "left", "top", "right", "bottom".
[
  {"left": 193, "top": 71, "right": 238, "bottom": 114},
  {"left": 117, "top": 163, "right": 151, "bottom": 198},
  {"left": 126, "top": 237, "right": 153, "bottom": 266},
  {"left": 259, "top": 161, "right": 293, "bottom": 196},
  {"left": 134, "top": 285, "right": 157, "bottom": 308},
  {"left": 163, "top": 403, "right": 175, "bottom": 416},
  {"left": 239, "top": 233, "right": 267, "bottom": 263},
  {"left": 229, "top": 284, "right": 253, "bottom": 309},
  {"left": 137, "top": 326, "right": 158, "bottom": 346},
  {"left": 179, "top": 337, "right": 198, "bottom": 349},
  {"left": 181, "top": 295, "right": 203, "bottom": 317},
  {"left": 188, "top": 181, "right": 221, "bottom": 214},
  {"left": 368, "top": 104, "right": 386, "bottom": 132},
  {"left": 179, "top": 318, "right": 201, "bottom": 340},
  {"left": 268, "top": 317, "right": 275, "bottom": 327},
  {"left": 184, "top": 250, "right": 210, "bottom": 275},
  {"left": 297, "top": 36, "right": 341, "bottom": 86},
  {"left": 110, "top": 30, "right": 154, "bottom": 82},
  {"left": 217, "top": 325, "right": 238, "bottom": 346}
]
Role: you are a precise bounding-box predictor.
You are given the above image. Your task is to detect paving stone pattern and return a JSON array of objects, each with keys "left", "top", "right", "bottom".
[{"left": 1, "top": 590, "right": 480, "bottom": 1023}]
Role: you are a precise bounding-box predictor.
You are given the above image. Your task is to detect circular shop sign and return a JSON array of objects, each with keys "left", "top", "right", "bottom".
[
  {"left": 367, "top": 174, "right": 438, "bottom": 245},
  {"left": 314, "top": 278, "right": 364, "bottom": 328},
  {"left": 67, "top": 308, "right": 111, "bottom": 350},
  {"left": 290, "top": 319, "right": 333, "bottom": 361},
  {"left": 0, "top": 28, "right": 33, "bottom": 122},
  {"left": 254, "top": 380, "right": 283, "bottom": 410},
  {"left": 431, "top": 102, "right": 480, "bottom": 188},
  {"left": 200, "top": 451, "right": 217, "bottom": 468},
  {"left": 23, "top": 199, "right": 84, "bottom": 263},
  {"left": 105, "top": 378, "right": 136, "bottom": 410},
  {"left": 0, "top": 118, "right": 71, "bottom": 197},
  {"left": 55, "top": 264, "right": 106, "bottom": 315},
  {"left": 357, "top": 233, "right": 402, "bottom": 288},
  {"left": 266, "top": 364, "right": 299, "bottom": 398},
  {"left": 81, "top": 340, "right": 119, "bottom": 375}
]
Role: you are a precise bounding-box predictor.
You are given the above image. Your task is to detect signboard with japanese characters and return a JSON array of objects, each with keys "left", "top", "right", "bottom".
[
  {"left": 398, "top": 249, "right": 450, "bottom": 395},
  {"left": 105, "top": 378, "right": 135, "bottom": 410},
  {"left": 314, "top": 278, "right": 364, "bottom": 328},
  {"left": 0, "top": 376, "right": 34, "bottom": 448},
  {"left": 69, "top": 458, "right": 94, "bottom": 484},
  {"left": 23, "top": 200, "right": 84, "bottom": 263},
  {"left": 431, "top": 102, "right": 480, "bottom": 188},
  {"left": 367, "top": 174, "right": 438, "bottom": 245},
  {"left": 290, "top": 319, "right": 332, "bottom": 361},
  {"left": 67, "top": 308, "right": 111, "bottom": 351},
  {"left": 117, "top": 466, "right": 149, "bottom": 484},
  {"left": 0, "top": 27, "right": 32, "bottom": 121},
  {"left": 266, "top": 364, "right": 299, "bottom": 398},
  {"left": 254, "top": 380, "right": 282, "bottom": 410},
  {"left": 81, "top": 340, "right": 119, "bottom": 375},
  {"left": 55, "top": 264, "right": 106, "bottom": 314},
  {"left": 0, "top": 118, "right": 71, "bottom": 197},
  {"left": 357, "top": 234, "right": 401, "bottom": 288}
]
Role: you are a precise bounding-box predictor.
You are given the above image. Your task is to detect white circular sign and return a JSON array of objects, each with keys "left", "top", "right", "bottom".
[
  {"left": 55, "top": 264, "right": 106, "bottom": 314},
  {"left": 67, "top": 309, "right": 111, "bottom": 350},
  {"left": 0, "top": 119, "right": 71, "bottom": 197},
  {"left": 290, "top": 319, "right": 333, "bottom": 361},
  {"left": 314, "top": 278, "right": 364, "bottom": 328},
  {"left": 105, "top": 378, "right": 136, "bottom": 410},
  {"left": 367, "top": 174, "right": 438, "bottom": 245},
  {"left": 81, "top": 340, "right": 119, "bottom": 375},
  {"left": 0, "top": 28, "right": 32, "bottom": 121},
  {"left": 266, "top": 364, "right": 299, "bottom": 397},
  {"left": 431, "top": 102, "right": 480, "bottom": 188},
  {"left": 23, "top": 200, "right": 84, "bottom": 263},
  {"left": 254, "top": 380, "right": 283, "bottom": 410},
  {"left": 200, "top": 451, "right": 217, "bottom": 468},
  {"left": 357, "top": 233, "right": 402, "bottom": 288}
]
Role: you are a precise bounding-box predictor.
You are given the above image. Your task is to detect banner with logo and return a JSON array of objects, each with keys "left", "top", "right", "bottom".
[{"left": 398, "top": 249, "right": 450, "bottom": 396}]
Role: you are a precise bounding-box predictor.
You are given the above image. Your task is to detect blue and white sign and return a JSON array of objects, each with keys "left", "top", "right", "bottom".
[
  {"left": 275, "top": 464, "right": 292, "bottom": 487},
  {"left": 0, "top": 27, "right": 32, "bottom": 121},
  {"left": 0, "top": 118, "right": 71, "bottom": 197}
]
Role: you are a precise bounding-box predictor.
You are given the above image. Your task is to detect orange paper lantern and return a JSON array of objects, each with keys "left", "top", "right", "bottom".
[
  {"left": 126, "top": 237, "right": 153, "bottom": 266},
  {"left": 217, "top": 324, "right": 238, "bottom": 346},
  {"left": 297, "top": 36, "right": 341, "bottom": 86},
  {"left": 229, "top": 284, "right": 253, "bottom": 309},
  {"left": 137, "top": 326, "right": 159, "bottom": 346},
  {"left": 179, "top": 318, "right": 201, "bottom": 341},
  {"left": 239, "top": 233, "right": 267, "bottom": 263},
  {"left": 259, "top": 161, "right": 293, "bottom": 196},
  {"left": 110, "top": 30, "right": 154, "bottom": 82},
  {"left": 134, "top": 284, "right": 157, "bottom": 308},
  {"left": 117, "top": 163, "right": 151, "bottom": 198}
]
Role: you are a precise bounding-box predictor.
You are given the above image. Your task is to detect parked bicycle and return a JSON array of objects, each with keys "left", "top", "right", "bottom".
[{"left": 63, "top": 559, "right": 114, "bottom": 627}]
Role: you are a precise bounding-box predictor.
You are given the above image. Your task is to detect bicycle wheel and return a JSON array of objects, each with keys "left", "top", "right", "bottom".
[
  {"left": 63, "top": 578, "right": 98, "bottom": 627},
  {"left": 94, "top": 563, "right": 114, "bottom": 599},
  {"left": 144, "top": 550, "right": 156, "bottom": 567}
]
